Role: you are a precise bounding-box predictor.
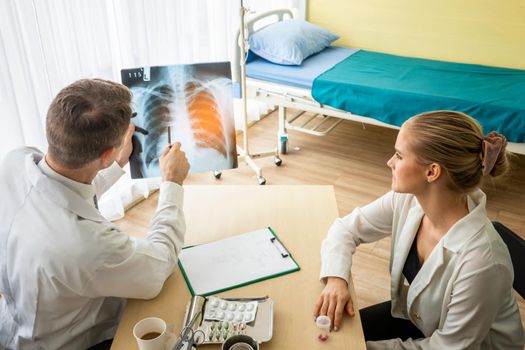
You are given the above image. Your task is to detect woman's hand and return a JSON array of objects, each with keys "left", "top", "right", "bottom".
[{"left": 313, "top": 276, "right": 355, "bottom": 331}]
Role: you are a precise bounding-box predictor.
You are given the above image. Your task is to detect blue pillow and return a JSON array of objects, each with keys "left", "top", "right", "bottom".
[{"left": 248, "top": 19, "right": 339, "bottom": 66}]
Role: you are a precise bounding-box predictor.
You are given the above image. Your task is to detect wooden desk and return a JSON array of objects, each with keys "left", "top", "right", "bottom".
[{"left": 111, "top": 185, "right": 366, "bottom": 349}]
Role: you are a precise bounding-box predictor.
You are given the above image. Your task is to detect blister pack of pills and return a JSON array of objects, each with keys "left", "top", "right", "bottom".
[
  {"left": 201, "top": 320, "right": 246, "bottom": 343},
  {"left": 182, "top": 295, "right": 273, "bottom": 346},
  {"left": 204, "top": 296, "right": 258, "bottom": 323}
]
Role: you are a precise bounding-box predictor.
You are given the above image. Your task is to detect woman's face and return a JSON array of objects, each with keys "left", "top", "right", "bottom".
[{"left": 387, "top": 125, "right": 428, "bottom": 194}]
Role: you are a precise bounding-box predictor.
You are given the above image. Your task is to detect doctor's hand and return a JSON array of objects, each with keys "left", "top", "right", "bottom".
[
  {"left": 116, "top": 123, "right": 135, "bottom": 168},
  {"left": 160, "top": 142, "right": 190, "bottom": 185},
  {"left": 314, "top": 276, "right": 355, "bottom": 331}
]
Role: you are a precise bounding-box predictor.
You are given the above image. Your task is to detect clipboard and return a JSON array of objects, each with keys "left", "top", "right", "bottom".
[{"left": 178, "top": 227, "right": 300, "bottom": 296}]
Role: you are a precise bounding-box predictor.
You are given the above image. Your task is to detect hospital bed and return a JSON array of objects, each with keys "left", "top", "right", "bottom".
[{"left": 231, "top": 9, "right": 525, "bottom": 155}]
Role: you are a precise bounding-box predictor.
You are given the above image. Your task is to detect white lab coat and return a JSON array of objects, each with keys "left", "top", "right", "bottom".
[
  {"left": 0, "top": 148, "right": 185, "bottom": 349},
  {"left": 320, "top": 190, "right": 524, "bottom": 350}
]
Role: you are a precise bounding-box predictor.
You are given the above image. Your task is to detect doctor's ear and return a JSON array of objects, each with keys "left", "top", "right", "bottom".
[
  {"left": 425, "top": 163, "right": 442, "bottom": 183},
  {"left": 99, "top": 147, "right": 116, "bottom": 168}
]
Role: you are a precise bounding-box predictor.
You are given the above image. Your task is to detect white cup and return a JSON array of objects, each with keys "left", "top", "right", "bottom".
[{"left": 133, "top": 317, "right": 170, "bottom": 350}]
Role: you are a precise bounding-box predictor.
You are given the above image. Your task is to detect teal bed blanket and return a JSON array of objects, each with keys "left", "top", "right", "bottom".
[{"left": 311, "top": 50, "right": 525, "bottom": 142}]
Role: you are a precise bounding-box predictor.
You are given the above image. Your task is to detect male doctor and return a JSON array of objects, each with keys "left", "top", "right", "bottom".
[{"left": 0, "top": 79, "right": 190, "bottom": 349}]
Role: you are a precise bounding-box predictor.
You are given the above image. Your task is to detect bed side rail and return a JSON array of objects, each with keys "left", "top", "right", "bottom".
[{"left": 231, "top": 8, "right": 294, "bottom": 84}]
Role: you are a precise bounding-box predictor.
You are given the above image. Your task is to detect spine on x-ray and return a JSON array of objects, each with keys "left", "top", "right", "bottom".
[{"left": 142, "top": 84, "right": 174, "bottom": 168}]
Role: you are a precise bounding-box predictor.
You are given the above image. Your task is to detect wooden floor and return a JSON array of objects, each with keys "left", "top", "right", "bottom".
[{"left": 184, "top": 109, "right": 525, "bottom": 329}]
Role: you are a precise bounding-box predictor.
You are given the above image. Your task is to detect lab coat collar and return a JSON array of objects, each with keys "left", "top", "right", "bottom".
[
  {"left": 402, "top": 190, "right": 487, "bottom": 312},
  {"left": 38, "top": 156, "right": 95, "bottom": 203},
  {"left": 24, "top": 151, "right": 106, "bottom": 223},
  {"left": 394, "top": 190, "right": 486, "bottom": 266}
]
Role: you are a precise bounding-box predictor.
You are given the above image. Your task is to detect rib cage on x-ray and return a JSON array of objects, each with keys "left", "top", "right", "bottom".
[
  {"left": 143, "top": 84, "right": 174, "bottom": 168},
  {"left": 185, "top": 82, "right": 228, "bottom": 157},
  {"left": 132, "top": 65, "right": 236, "bottom": 176}
]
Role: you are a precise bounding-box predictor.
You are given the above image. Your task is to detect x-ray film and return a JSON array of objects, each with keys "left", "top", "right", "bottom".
[{"left": 121, "top": 62, "right": 238, "bottom": 179}]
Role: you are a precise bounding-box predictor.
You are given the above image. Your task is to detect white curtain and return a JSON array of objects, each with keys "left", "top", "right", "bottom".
[{"left": 0, "top": 0, "right": 305, "bottom": 159}]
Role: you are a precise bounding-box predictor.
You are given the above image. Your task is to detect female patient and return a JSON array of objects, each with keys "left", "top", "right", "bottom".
[{"left": 314, "top": 111, "right": 524, "bottom": 349}]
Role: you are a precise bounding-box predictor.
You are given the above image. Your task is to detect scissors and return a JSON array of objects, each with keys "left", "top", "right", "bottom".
[{"left": 172, "top": 311, "right": 205, "bottom": 350}]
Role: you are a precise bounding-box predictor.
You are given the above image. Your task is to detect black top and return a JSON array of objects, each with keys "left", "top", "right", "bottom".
[{"left": 403, "top": 237, "right": 421, "bottom": 284}]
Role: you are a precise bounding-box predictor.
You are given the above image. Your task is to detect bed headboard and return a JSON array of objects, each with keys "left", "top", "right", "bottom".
[{"left": 231, "top": 8, "right": 294, "bottom": 85}]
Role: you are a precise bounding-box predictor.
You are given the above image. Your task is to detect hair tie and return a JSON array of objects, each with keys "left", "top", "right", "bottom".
[{"left": 481, "top": 131, "right": 507, "bottom": 176}]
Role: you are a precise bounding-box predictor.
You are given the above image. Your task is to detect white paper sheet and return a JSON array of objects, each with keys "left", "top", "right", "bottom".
[{"left": 178, "top": 227, "right": 299, "bottom": 296}]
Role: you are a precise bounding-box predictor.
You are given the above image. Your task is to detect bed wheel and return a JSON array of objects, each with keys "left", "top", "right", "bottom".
[
  {"left": 274, "top": 156, "right": 282, "bottom": 166},
  {"left": 257, "top": 176, "right": 266, "bottom": 185},
  {"left": 213, "top": 170, "right": 222, "bottom": 179},
  {"left": 279, "top": 139, "right": 288, "bottom": 154}
]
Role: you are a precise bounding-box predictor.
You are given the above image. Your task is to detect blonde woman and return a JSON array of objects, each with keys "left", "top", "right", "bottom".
[{"left": 314, "top": 111, "right": 524, "bottom": 349}]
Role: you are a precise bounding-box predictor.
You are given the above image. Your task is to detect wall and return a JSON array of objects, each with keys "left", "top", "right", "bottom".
[{"left": 307, "top": 0, "right": 525, "bottom": 69}]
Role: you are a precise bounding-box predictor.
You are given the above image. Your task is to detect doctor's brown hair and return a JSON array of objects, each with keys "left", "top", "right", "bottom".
[
  {"left": 46, "top": 79, "right": 132, "bottom": 168},
  {"left": 405, "top": 110, "right": 510, "bottom": 193}
]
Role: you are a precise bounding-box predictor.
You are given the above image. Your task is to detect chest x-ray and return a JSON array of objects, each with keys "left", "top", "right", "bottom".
[{"left": 121, "top": 62, "right": 238, "bottom": 179}]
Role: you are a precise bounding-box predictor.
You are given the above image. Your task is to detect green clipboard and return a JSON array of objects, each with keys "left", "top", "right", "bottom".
[{"left": 178, "top": 227, "right": 300, "bottom": 296}]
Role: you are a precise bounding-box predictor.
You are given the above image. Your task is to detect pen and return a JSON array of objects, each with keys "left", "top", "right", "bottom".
[{"left": 167, "top": 126, "right": 172, "bottom": 145}]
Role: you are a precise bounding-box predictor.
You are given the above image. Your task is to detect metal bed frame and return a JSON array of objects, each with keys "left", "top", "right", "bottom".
[{"left": 231, "top": 9, "right": 525, "bottom": 155}]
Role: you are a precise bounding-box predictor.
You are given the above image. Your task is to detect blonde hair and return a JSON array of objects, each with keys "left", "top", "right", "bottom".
[{"left": 406, "top": 110, "right": 510, "bottom": 193}]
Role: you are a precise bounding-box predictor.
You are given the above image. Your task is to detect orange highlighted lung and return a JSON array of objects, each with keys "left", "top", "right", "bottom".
[{"left": 184, "top": 81, "right": 228, "bottom": 157}]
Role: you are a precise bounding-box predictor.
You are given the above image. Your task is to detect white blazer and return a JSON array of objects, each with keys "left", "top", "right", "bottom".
[
  {"left": 320, "top": 190, "right": 524, "bottom": 349},
  {"left": 0, "top": 148, "right": 185, "bottom": 349}
]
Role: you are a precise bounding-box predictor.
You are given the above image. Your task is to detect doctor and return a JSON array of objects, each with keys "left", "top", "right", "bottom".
[
  {"left": 314, "top": 111, "right": 524, "bottom": 349},
  {"left": 0, "top": 79, "right": 190, "bottom": 349}
]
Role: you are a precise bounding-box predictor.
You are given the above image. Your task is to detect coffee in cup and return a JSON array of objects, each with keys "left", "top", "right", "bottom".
[
  {"left": 133, "top": 317, "right": 168, "bottom": 350},
  {"left": 140, "top": 331, "right": 162, "bottom": 340}
]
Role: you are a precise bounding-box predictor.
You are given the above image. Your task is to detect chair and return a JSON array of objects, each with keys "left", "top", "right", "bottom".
[{"left": 493, "top": 221, "right": 525, "bottom": 298}]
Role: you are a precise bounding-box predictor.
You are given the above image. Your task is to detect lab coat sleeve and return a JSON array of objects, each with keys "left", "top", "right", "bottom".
[
  {"left": 81, "top": 181, "right": 185, "bottom": 299},
  {"left": 92, "top": 162, "right": 125, "bottom": 197},
  {"left": 366, "top": 262, "right": 517, "bottom": 350},
  {"left": 320, "top": 191, "right": 396, "bottom": 284}
]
